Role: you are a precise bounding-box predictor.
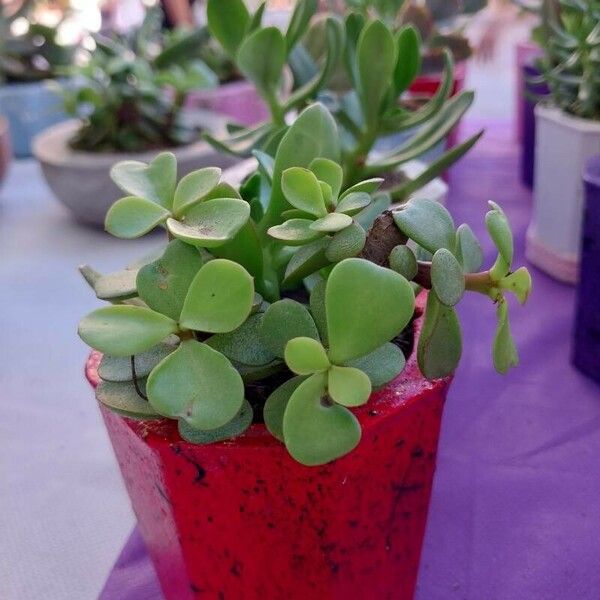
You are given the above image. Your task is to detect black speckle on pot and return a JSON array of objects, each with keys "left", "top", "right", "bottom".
[
  {"left": 348, "top": 519, "right": 359, "bottom": 528},
  {"left": 411, "top": 446, "right": 424, "bottom": 458},
  {"left": 395, "top": 439, "right": 405, "bottom": 448},
  {"left": 230, "top": 561, "right": 243, "bottom": 577},
  {"left": 189, "top": 582, "right": 203, "bottom": 594}
]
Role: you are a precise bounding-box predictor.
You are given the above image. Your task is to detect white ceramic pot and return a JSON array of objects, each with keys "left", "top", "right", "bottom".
[
  {"left": 33, "top": 119, "right": 238, "bottom": 227},
  {"left": 527, "top": 104, "right": 600, "bottom": 283}
]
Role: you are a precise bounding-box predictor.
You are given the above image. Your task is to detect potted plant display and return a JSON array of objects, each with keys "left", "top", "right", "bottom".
[
  {"left": 527, "top": 0, "right": 600, "bottom": 283},
  {"left": 205, "top": 0, "right": 482, "bottom": 208},
  {"left": 0, "top": 115, "right": 11, "bottom": 185},
  {"left": 0, "top": 0, "right": 77, "bottom": 157},
  {"left": 79, "top": 98, "right": 532, "bottom": 599}
]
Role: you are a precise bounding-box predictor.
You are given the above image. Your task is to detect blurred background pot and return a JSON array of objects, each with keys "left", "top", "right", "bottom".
[
  {"left": 0, "top": 116, "right": 11, "bottom": 185},
  {"left": 572, "top": 155, "right": 600, "bottom": 384},
  {"left": 33, "top": 119, "right": 237, "bottom": 227},
  {"left": 527, "top": 104, "right": 600, "bottom": 284},
  {"left": 86, "top": 299, "right": 451, "bottom": 600}
]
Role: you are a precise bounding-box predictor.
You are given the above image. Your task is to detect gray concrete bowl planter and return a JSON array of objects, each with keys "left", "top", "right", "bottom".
[
  {"left": 0, "top": 116, "right": 11, "bottom": 186},
  {"left": 33, "top": 119, "right": 238, "bottom": 227}
]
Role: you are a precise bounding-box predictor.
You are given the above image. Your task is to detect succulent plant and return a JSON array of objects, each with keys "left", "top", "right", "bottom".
[
  {"left": 78, "top": 102, "right": 532, "bottom": 466},
  {"left": 0, "top": 0, "right": 77, "bottom": 83},
  {"left": 61, "top": 8, "right": 217, "bottom": 153},
  {"left": 532, "top": 0, "right": 600, "bottom": 120},
  {"left": 204, "top": 0, "right": 482, "bottom": 203}
]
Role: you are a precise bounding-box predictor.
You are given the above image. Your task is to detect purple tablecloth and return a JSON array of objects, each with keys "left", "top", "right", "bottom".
[{"left": 100, "top": 121, "right": 600, "bottom": 600}]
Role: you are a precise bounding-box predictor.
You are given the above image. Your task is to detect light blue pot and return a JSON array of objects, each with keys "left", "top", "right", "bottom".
[{"left": 0, "top": 79, "right": 68, "bottom": 158}]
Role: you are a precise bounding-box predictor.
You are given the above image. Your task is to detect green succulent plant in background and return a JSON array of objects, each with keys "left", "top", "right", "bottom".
[
  {"left": 61, "top": 8, "right": 217, "bottom": 153},
  {"left": 0, "top": 0, "right": 77, "bottom": 83},
  {"left": 78, "top": 103, "right": 532, "bottom": 466},
  {"left": 204, "top": 0, "right": 482, "bottom": 204}
]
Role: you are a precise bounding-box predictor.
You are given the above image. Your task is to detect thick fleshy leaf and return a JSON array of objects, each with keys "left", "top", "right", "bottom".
[
  {"left": 455, "top": 223, "right": 483, "bottom": 273},
  {"left": 136, "top": 240, "right": 205, "bottom": 321},
  {"left": 260, "top": 299, "right": 319, "bottom": 358},
  {"left": 344, "top": 342, "right": 405, "bottom": 388},
  {"left": 105, "top": 197, "right": 170, "bottom": 239},
  {"left": 499, "top": 267, "right": 532, "bottom": 305},
  {"left": 309, "top": 158, "right": 343, "bottom": 201},
  {"left": 78, "top": 306, "right": 177, "bottom": 357},
  {"left": 283, "top": 372, "right": 361, "bottom": 466},
  {"left": 110, "top": 152, "right": 177, "bottom": 208},
  {"left": 417, "top": 292, "right": 462, "bottom": 379},
  {"left": 310, "top": 212, "right": 352, "bottom": 233},
  {"left": 94, "top": 269, "right": 138, "bottom": 301},
  {"left": 268, "top": 219, "right": 324, "bottom": 245},
  {"left": 237, "top": 27, "right": 286, "bottom": 95},
  {"left": 431, "top": 248, "right": 465, "bottom": 307},
  {"left": 339, "top": 178, "right": 383, "bottom": 200},
  {"left": 178, "top": 400, "right": 253, "bottom": 443},
  {"left": 286, "top": 0, "right": 318, "bottom": 50},
  {"left": 394, "top": 25, "right": 421, "bottom": 95},
  {"left": 96, "top": 380, "right": 160, "bottom": 419},
  {"left": 493, "top": 301, "right": 519, "bottom": 374},
  {"left": 206, "top": 313, "right": 276, "bottom": 366},
  {"left": 283, "top": 238, "right": 330, "bottom": 286},
  {"left": 309, "top": 278, "right": 328, "bottom": 343},
  {"left": 211, "top": 220, "right": 264, "bottom": 280},
  {"left": 326, "top": 259, "right": 415, "bottom": 363},
  {"left": 335, "top": 192, "right": 371, "bottom": 216},
  {"left": 393, "top": 199, "right": 455, "bottom": 254},
  {"left": 285, "top": 337, "right": 330, "bottom": 375},
  {"left": 167, "top": 198, "right": 250, "bottom": 248},
  {"left": 325, "top": 221, "right": 366, "bottom": 262},
  {"left": 98, "top": 338, "right": 179, "bottom": 382},
  {"left": 328, "top": 365, "right": 371, "bottom": 407},
  {"left": 147, "top": 340, "right": 244, "bottom": 429},
  {"left": 281, "top": 167, "right": 327, "bottom": 217},
  {"left": 486, "top": 201, "right": 513, "bottom": 267},
  {"left": 389, "top": 245, "right": 418, "bottom": 280},
  {"left": 207, "top": 0, "right": 250, "bottom": 56},
  {"left": 264, "top": 376, "right": 305, "bottom": 441},
  {"left": 79, "top": 265, "right": 102, "bottom": 290},
  {"left": 180, "top": 259, "right": 254, "bottom": 333},
  {"left": 172, "top": 167, "right": 222, "bottom": 216}
]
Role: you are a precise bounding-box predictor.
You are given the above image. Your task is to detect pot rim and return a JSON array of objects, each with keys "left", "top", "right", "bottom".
[
  {"left": 86, "top": 292, "right": 450, "bottom": 448},
  {"left": 584, "top": 155, "right": 600, "bottom": 188},
  {"left": 535, "top": 102, "right": 600, "bottom": 133}
]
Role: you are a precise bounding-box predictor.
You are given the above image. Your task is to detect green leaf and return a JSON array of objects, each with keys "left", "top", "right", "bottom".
[
  {"left": 431, "top": 248, "right": 465, "bottom": 307},
  {"left": 309, "top": 158, "right": 343, "bottom": 201},
  {"left": 264, "top": 376, "right": 305, "bottom": 441},
  {"left": 147, "top": 340, "right": 244, "bottom": 429},
  {"left": 178, "top": 400, "right": 253, "bottom": 443},
  {"left": 357, "top": 19, "right": 396, "bottom": 126},
  {"left": 207, "top": 0, "right": 250, "bottom": 57},
  {"left": 335, "top": 192, "right": 371, "bottom": 216},
  {"left": 310, "top": 212, "right": 353, "bottom": 233},
  {"left": 260, "top": 299, "right": 319, "bottom": 358},
  {"left": 309, "top": 278, "right": 328, "bottom": 343},
  {"left": 237, "top": 27, "right": 286, "bottom": 96},
  {"left": 285, "top": 337, "right": 330, "bottom": 375},
  {"left": 493, "top": 301, "right": 519, "bottom": 374},
  {"left": 283, "top": 372, "right": 361, "bottom": 466},
  {"left": 105, "top": 197, "right": 170, "bottom": 239},
  {"left": 486, "top": 201, "right": 513, "bottom": 267},
  {"left": 79, "top": 265, "right": 102, "bottom": 290},
  {"left": 394, "top": 25, "right": 421, "bottom": 95},
  {"left": 325, "top": 221, "right": 366, "bottom": 262},
  {"left": 283, "top": 238, "right": 330, "bottom": 286},
  {"left": 172, "top": 167, "right": 222, "bottom": 217},
  {"left": 326, "top": 258, "right": 414, "bottom": 364},
  {"left": 389, "top": 245, "right": 418, "bottom": 280},
  {"left": 206, "top": 313, "right": 276, "bottom": 366},
  {"left": 455, "top": 223, "right": 483, "bottom": 273},
  {"left": 98, "top": 338, "right": 179, "bottom": 382},
  {"left": 499, "top": 267, "right": 533, "bottom": 305},
  {"left": 327, "top": 365, "right": 371, "bottom": 407},
  {"left": 417, "top": 291, "right": 462, "bottom": 379},
  {"left": 281, "top": 167, "right": 327, "bottom": 217},
  {"left": 94, "top": 269, "right": 138, "bottom": 301},
  {"left": 268, "top": 219, "right": 324, "bottom": 245},
  {"left": 339, "top": 178, "right": 384, "bottom": 199},
  {"left": 136, "top": 240, "right": 205, "bottom": 321},
  {"left": 78, "top": 306, "right": 178, "bottom": 357},
  {"left": 286, "top": 0, "right": 318, "bottom": 50},
  {"left": 167, "top": 198, "right": 250, "bottom": 248},
  {"left": 96, "top": 380, "right": 160, "bottom": 419},
  {"left": 344, "top": 342, "right": 405, "bottom": 388},
  {"left": 180, "top": 259, "right": 254, "bottom": 333},
  {"left": 210, "top": 220, "right": 264, "bottom": 280},
  {"left": 393, "top": 199, "right": 456, "bottom": 254},
  {"left": 110, "top": 152, "right": 177, "bottom": 209}
]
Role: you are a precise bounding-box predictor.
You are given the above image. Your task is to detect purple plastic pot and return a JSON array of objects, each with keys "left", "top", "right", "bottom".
[{"left": 572, "top": 155, "right": 600, "bottom": 383}]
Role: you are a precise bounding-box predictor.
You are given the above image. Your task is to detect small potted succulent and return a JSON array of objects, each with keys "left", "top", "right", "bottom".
[
  {"left": 206, "top": 0, "right": 482, "bottom": 206},
  {"left": 0, "top": 0, "right": 77, "bottom": 157},
  {"left": 527, "top": 0, "right": 600, "bottom": 283},
  {"left": 33, "top": 9, "right": 237, "bottom": 226},
  {"left": 79, "top": 101, "right": 532, "bottom": 599}
]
